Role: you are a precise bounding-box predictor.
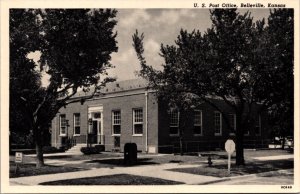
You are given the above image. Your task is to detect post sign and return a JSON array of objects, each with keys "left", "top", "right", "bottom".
[
  {"left": 225, "top": 139, "right": 235, "bottom": 154},
  {"left": 225, "top": 139, "right": 235, "bottom": 174},
  {"left": 15, "top": 152, "right": 23, "bottom": 163}
]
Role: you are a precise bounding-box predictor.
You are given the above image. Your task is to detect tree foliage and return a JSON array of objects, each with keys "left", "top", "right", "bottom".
[
  {"left": 133, "top": 9, "right": 293, "bottom": 165},
  {"left": 10, "top": 9, "right": 118, "bottom": 167}
]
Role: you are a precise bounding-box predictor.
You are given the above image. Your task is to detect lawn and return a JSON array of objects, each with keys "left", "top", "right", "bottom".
[
  {"left": 167, "top": 159, "right": 294, "bottom": 178},
  {"left": 9, "top": 149, "right": 293, "bottom": 178},
  {"left": 39, "top": 173, "right": 184, "bottom": 185},
  {"left": 9, "top": 162, "right": 83, "bottom": 178}
]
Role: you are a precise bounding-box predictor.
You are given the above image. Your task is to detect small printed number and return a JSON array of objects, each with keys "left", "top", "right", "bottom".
[{"left": 281, "top": 186, "right": 292, "bottom": 189}]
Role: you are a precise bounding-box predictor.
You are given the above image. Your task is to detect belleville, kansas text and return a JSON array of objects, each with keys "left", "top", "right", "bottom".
[{"left": 194, "top": 3, "right": 286, "bottom": 8}]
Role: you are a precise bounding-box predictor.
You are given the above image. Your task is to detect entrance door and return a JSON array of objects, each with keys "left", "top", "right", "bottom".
[{"left": 88, "top": 106, "right": 104, "bottom": 144}]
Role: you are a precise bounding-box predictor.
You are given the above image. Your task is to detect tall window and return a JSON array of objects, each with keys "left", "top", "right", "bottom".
[
  {"left": 133, "top": 108, "right": 143, "bottom": 135},
  {"left": 228, "top": 113, "right": 236, "bottom": 135},
  {"left": 194, "top": 110, "right": 202, "bottom": 135},
  {"left": 59, "top": 114, "right": 66, "bottom": 136},
  {"left": 255, "top": 115, "right": 261, "bottom": 135},
  {"left": 214, "top": 112, "right": 222, "bottom": 135},
  {"left": 73, "top": 113, "right": 80, "bottom": 135},
  {"left": 169, "top": 109, "right": 179, "bottom": 135},
  {"left": 112, "top": 110, "right": 121, "bottom": 135}
]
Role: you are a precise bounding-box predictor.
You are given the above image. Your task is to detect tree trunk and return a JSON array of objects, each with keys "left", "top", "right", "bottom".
[
  {"left": 34, "top": 125, "right": 45, "bottom": 168},
  {"left": 281, "top": 135, "right": 286, "bottom": 150},
  {"left": 235, "top": 114, "right": 245, "bottom": 166},
  {"left": 178, "top": 108, "right": 185, "bottom": 156},
  {"left": 36, "top": 141, "right": 44, "bottom": 168},
  {"left": 179, "top": 135, "right": 183, "bottom": 156}
]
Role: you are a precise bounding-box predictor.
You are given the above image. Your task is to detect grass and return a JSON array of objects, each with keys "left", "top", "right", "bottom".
[
  {"left": 10, "top": 149, "right": 293, "bottom": 178},
  {"left": 168, "top": 159, "right": 294, "bottom": 178},
  {"left": 43, "top": 152, "right": 123, "bottom": 161},
  {"left": 9, "top": 162, "right": 83, "bottom": 178},
  {"left": 257, "top": 169, "right": 294, "bottom": 177},
  {"left": 39, "top": 173, "right": 184, "bottom": 185}
]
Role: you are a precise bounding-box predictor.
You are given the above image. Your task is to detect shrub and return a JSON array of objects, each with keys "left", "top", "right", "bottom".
[
  {"left": 95, "top": 145, "right": 105, "bottom": 152},
  {"left": 43, "top": 146, "right": 65, "bottom": 153},
  {"left": 80, "top": 147, "right": 99, "bottom": 155}
]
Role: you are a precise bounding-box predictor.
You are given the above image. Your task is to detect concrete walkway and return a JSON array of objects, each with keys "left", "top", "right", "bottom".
[
  {"left": 252, "top": 155, "right": 294, "bottom": 161},
  {"left": 10, "top": 163, "right": 220, "bottom": 185}
]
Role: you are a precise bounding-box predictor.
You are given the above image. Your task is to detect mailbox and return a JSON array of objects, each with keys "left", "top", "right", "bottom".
[{"left": 124, "top": 143, "right": 137, "bottom": 165}]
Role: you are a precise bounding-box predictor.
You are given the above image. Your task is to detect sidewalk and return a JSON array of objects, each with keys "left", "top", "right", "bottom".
[
  {"left": 10, "top": 163, "right": 220, "bottom": 185},
  {"left": 252, "top": 154, "right": 294, "bottom": 161}
]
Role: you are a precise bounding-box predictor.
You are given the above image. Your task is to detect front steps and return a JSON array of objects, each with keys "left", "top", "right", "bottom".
[{"left": 65, "top": 144, "right": 86, "bottom": 155}]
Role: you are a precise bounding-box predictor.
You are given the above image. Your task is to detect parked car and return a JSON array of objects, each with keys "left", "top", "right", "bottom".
[{"left": 285, "top": 136, "right": 294, "bottom": 149}]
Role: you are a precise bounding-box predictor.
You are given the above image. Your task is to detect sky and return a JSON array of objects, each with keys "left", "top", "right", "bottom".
[
  {"left": 108, "top": 9, "right": 271, "bottom": 81},
  {"left": 31, "top": 9, "right": 272, "bottom": 86}
]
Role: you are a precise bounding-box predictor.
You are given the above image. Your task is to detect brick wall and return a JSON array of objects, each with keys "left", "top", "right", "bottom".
[
  {"left": 51, "top": 89, "right": 270, "bottom": 153},
  {"left": 51, "top": 90, "right": 159, "bottom": 152},
  {"left": 157, "top": 98, "right": 270, "bottom": 153}
]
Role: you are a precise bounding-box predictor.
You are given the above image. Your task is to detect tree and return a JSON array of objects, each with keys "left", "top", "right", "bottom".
[
  {"left": 264, "top": 9, "right": 294, "bottom": 148},
  {"left": 133, "top": 31, "right": 202, "bottom": 155},
  {"left": 10, "top": 9, "right": 44, "bottom": 152},
  {"left": 133, "top": 9, "right": 293, "bottom": 165},
  {"left": 10, "top": 9, "right": 118, "bottom": 167}
]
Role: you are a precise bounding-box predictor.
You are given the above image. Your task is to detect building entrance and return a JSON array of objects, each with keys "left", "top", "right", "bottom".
[{"left": 88, "top": 106, "right": 104, "bottom": 145}]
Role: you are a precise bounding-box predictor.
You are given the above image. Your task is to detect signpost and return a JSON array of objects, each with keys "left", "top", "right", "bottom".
[
  {"left": 15, "top": 152, "right": 23, "bottom": 174},
  {"left": 225, "top": 139, "right": 235, "bottom": 174}
]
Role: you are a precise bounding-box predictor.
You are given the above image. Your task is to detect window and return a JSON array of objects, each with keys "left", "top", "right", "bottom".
[
  {"left": 133, "top": 108, "right": 143, "bottom": 135},
  {"left": 194, "top": 110, "right": 202, "bottom": 135},
  {"left": 255, "top": 115, "right": 261, "bottom": 135},
  {"left": 59, "top": 114, "right": 66, "bottom": 136},
  {"left": 228, "top": 113, "right": 236, "bottom": 135},
  {"left": 214, "top": 112, "right": 222, "bottom": 135},
  {"left": 112, "top": 110, "right": 121, "bottom": 135},
  {"left": 169, "top": 109, "right": 179, "bottom": 135},
  {"left": 73, "top": 113, "right": 80, "bottom": 136}
]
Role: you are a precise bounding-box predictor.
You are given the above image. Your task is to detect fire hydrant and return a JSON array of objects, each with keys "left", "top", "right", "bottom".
[{"left": 207, "top": 155, "right": 213, "bottom": 167}]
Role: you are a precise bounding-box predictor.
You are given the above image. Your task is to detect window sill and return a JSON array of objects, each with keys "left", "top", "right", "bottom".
[
  {"left": 132, "top": 134, "right": 143, "bottom": 137},
  {"left": 73, "top": 134, "right": 81, "bottom": 136},
  {"left": 59, "top": 134, "right": 67, "bottom": 137},
  {"left": 229, "top": 133, "right": 236, "bottom": 136},
  {"left": 214, "top": 134, "right": 222, "bottom": 136},
  {"left": 112, "top": 134, "right": 121, "bottom": 136}
]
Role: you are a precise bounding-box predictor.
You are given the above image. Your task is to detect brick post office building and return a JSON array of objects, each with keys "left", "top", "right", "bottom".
[{"left": 50, "top": 79, "right": 270, "bottom": 153}]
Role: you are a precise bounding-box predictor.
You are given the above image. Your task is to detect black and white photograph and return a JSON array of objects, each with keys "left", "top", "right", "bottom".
[{"left": 1, "top": 0, "right": 299, "bottom": 193}]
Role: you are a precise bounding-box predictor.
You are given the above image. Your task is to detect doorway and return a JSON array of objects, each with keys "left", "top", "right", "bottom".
[{"left": 88, "top": 106, "right": 104, "bottom": 145}]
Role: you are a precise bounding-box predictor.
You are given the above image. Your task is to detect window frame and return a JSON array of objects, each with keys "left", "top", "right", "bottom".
[
  {"left": 169, "top": 109, "right": 180, "bottom": 136},
  {"left": 193, "top": 110, "right": 203, "bottom": 136},
  {"left": 73, "top": 113, "right": 81, "bottom": 136},
  {"left": 132, "top": 108, "right": 143, "bottom": 136},
  {"left": 59, "top": 114, "right": 67, "bottom": 136},
  {"left": 112, "top": 110, "right": 121, "bottom": 136},
  {"left": 214, "top": 111, "right": 222, "bottom": 136}
]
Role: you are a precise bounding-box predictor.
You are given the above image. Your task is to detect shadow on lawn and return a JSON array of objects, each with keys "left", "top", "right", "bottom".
[
  {"left": 215, "top": 159, "right": 293, "bottom": 174},
  {"left": 85, "top": 158, "right": 158, "bottom": 167},
  {"left": 168, "top": 159, "right": 293, "bottom": 178},
  {"left": 43, "top": 155, "right": 74, "bottom": 159},
  {"left": 39, "top": 173, "right": 184, "bottom": 185}
]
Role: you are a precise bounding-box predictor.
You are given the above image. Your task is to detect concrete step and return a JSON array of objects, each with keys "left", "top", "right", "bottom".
[{"left": 65, "top": 144, "right": 86, "bottom": 154}]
